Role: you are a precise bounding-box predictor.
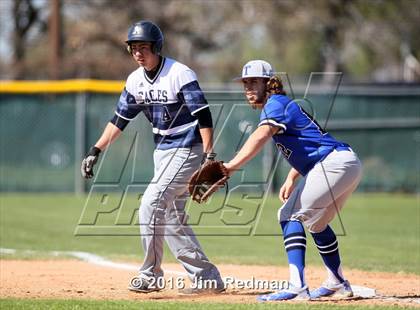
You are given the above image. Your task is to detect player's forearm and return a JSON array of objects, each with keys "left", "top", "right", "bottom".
[
  {"left": 94, "top": 122, "right": 123, "bottom": 151},
  {"left": 286, "top": 167, "right": 301, "bottom": 182},
  {"left": 199, "top": 127, "right": 214, "bottom": 153},
  {"left": 225, "top": 126, "right": 272, "bottom": 171}
]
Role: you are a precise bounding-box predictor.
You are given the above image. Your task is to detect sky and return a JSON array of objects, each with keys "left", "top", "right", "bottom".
[
  {"left": 0, "top": 0, "right": 49, "bottom": 63},
  {"left": 0, "top": 0, "right": 12, "bottom": 61}
]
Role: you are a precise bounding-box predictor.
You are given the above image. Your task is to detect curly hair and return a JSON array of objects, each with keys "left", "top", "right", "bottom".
[{"left": 266, "top": 76, "right": 286, "bottom": 96}]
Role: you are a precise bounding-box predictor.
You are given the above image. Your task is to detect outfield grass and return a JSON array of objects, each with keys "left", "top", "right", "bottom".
[
  {"left": 0, "top": 299, "right": 417, "bottom": 310},
  {"left": 0, "top": 193, "right": 419, "bottom": 274}
]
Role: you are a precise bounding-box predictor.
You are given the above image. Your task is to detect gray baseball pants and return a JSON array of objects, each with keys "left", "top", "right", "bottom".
[
  {"left": 278, "top": 149, "right": 362, "bottom": 233},
  {"left": 138, "top": 144, "right": 223, "bottom": 286}
]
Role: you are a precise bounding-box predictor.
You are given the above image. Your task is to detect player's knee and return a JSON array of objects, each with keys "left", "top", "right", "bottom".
[
  {"left": 140, "top": 186, "right": 160, "bottom": 205},
  {"left": 176, "top": 247, "right": 207, "bottom": 262},
  {"left": 305, "top": 221, "right": 328, "bottom": 234},
  {"left": 278, "top": 206, "right": 292, "bottom": 223},
  {"left": 140, "top": 189, "right": 173, "bottom": 210},
  {"left": 277, "top": 208, "right": 281, "bottom": 223},
  {"left": 166, "top": 210, "right": 189, "bottom": 225}
]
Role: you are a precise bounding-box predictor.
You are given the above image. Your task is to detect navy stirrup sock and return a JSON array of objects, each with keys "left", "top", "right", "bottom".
[{"left": 311, "top": 225, "right": 345, "bottom": 283}]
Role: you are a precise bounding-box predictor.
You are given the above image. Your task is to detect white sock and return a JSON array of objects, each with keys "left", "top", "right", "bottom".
[
  {"left": 289, "top": 264, "right": 305, "bottom": 288},
  {"left": 326, "top": 265, "right": 344, "bottom": 284}
]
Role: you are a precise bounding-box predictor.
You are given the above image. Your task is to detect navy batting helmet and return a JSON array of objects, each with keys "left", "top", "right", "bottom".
[{"left": 126, "top": 21, "right": 163, "bottom": 54}]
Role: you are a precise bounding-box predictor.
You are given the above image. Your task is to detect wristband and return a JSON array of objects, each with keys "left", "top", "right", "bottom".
[{"left": 87, "top": 146, "right": 101, "bottom": 157}]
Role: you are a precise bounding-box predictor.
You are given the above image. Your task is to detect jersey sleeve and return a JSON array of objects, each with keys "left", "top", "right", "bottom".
[
  {"left": 114, "top": 87, "right": 144, "bottom": 121},
  {"left": 258, "top": 97, "right": 288, "bottom": 134},
  {"left": 174, "top": 69, "right": 209, "bottom": 115}
]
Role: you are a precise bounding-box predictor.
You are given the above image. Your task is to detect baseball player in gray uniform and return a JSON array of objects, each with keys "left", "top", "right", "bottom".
[
  {"left": 81, "top": 21, "right": 224, "bottom": 294},
  {"left": 223, "top": 60, "right": 362, "bottom": 301}
]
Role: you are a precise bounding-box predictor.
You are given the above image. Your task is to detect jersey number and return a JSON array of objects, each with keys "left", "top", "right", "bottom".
[
  {"left": 162, "top": 107, "right": 172, "bottom": 122},
  {"left": 276, "top": 143, "right": 292, "bottom": 159}
]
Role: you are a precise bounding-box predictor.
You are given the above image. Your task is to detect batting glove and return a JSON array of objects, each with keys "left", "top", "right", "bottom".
[
  {"left": 202, "top": 152, "right": 217, "bottom": 164},
  {"left": 81, "top": 146, "right": 101, "bottom": 179}
]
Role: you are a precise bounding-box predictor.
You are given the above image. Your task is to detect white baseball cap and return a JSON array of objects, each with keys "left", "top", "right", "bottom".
[{"left": 234, "top": 60, "right": 274, "bottom": 80}]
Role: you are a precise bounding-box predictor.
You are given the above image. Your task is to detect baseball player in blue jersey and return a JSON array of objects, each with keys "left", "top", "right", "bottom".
[
  {"left": 81, "top": 21, "right": 224, "bottom": 294},
  {"left": 224, "top": 60, "right": 362, "bottom": 301}
]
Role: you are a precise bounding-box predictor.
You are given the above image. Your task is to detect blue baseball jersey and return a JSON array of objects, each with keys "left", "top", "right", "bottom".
[
  {"left": 259, "top": 94, "right": 350, "bottom": 176},
  {"left": 114, "top": 57, "right": 208, "bottom": 150}
]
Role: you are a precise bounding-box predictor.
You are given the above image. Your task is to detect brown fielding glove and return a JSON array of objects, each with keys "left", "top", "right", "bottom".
[{"left": 188, "top": 161, "right": 229, "bottom": 203}]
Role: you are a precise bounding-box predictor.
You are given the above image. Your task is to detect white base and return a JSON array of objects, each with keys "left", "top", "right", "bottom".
[{"left": 352, "top": 285, "right": 376, "bottom": 298}]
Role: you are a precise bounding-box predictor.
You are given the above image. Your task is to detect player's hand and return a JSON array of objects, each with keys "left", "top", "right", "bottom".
[
  {"left": 222, "top": 162, "right": 235, "bottom": 177},
  {"left": 279, "top": 178, "right": 294, "bottom": 203},
  {"left": 81, "top": 146, "right": 101, "bottom": 179}
]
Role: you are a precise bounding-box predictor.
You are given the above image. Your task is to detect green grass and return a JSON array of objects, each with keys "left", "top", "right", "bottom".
[
  {"left": 0, "top": 299, "right": 417, "bottom": 310},
  {"left": 0, "top": 193, "right": 419, "bottom": 274}
]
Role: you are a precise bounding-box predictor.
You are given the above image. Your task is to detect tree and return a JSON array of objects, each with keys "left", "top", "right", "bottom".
[
  {"left": 2, "top": 0, "right": 419, "bottom": 82},
  {"left": 11, "top": 0, "right": 47, "bottom": 79}
]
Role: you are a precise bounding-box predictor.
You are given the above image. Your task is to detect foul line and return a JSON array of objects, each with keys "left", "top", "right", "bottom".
[{"left": 0, "top": 247, "right": 184, "bottom": 276}]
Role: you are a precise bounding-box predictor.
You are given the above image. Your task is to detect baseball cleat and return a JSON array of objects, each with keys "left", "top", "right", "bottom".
[
  {"left": 128, "top": 277, "right": 161, "bottom": 293},
  {"left": 310, "top": 280, "right": 353, "bottom": 299},
  {"left": 257, "top": 285, "right": 310, "bottom": 301}
]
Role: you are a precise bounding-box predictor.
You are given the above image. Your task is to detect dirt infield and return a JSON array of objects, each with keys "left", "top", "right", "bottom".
[{"left": 1, "top": 260, "right": 419, "bottom": 307}]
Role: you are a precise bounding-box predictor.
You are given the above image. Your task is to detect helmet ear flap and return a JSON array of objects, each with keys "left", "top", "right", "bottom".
[{"left": 152, "top": 40, "right": 163, "bottom": 54}]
